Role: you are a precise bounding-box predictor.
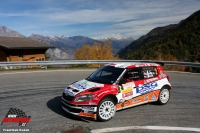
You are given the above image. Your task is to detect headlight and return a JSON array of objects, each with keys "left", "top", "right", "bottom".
[
  {"left": 64, "top": 87, "right": 70, "bottom": 92},
  {"left": 75, "top": 94, "right": 94, "bottom": 102}
]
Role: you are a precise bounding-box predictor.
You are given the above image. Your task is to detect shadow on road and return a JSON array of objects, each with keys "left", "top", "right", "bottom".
[{"left": 46, "top": 96, "right": 87, "bottom": 122}]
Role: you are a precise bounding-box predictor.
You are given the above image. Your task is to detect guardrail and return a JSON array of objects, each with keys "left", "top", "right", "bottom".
[{"left": 0, "top": 60, "right": 200, "bottom": 67}]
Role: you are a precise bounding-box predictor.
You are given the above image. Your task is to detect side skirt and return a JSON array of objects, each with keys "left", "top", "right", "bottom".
[{"left": 116, "top": 90, "right": 160, "bottom": 111}]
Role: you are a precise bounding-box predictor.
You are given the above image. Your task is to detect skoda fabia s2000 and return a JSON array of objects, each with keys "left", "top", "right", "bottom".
[{"left": 62, "top": 62, "right": 172, "bottom": 121}]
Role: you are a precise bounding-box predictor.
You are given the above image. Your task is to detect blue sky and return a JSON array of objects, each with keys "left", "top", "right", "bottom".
[{"left": 0, "top": 0, "right": 199, "bottom": 39}]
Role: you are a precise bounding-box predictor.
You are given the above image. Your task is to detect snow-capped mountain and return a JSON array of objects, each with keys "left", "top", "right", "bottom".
[
  {"left": 94, "top": 34, "right": 133, "bottom": 41},
  {"left": 29, "top": 34, "right": 103, "bottom": 59},
  {"left": 29, "top": 34, "right": 134, "bottom": 59}
]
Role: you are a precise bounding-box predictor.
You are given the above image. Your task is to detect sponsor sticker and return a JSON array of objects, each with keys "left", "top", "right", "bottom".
[
  {"left": 136, "top": 82, "right": 158, "bottom": 94},
  {"left": 145, "top": 94, "right": 149, "bottom": 101},
  {"left": 123, "top": 92, "right": 133, "bottom": 97},
  {"left": 82, "top": 106, "right": 96, "bottom": 112},
  {"left": 71, "top": 82, "right": 88, "bottom": 90},
  {"left": 132, "top": 98, "right": 142, "bottom": 103},
  {"left": 145, "top": 77, "right": 158, "bottom": 84},
  {"left": 122, "top": 88, "right": 133, "bottom": 100},
  {"left": 152, "top": 92, "right": 157, "bottom": 99},
  {"left": 122, "top": 88, "right": 132, "bottom": 94},
  {"left": 70, "top": 80, "right": 104, "bottom": 90},
  {"left": 122, "top": 82, "right": 135, "bottom": 89}
]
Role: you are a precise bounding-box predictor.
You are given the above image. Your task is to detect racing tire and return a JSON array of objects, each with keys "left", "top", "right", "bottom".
[
  {"left": 157, "top": 87, "right": 170, "bottom": 105},
  {"left": 97, "top": 98, "right": 116, "bottom": 122}
]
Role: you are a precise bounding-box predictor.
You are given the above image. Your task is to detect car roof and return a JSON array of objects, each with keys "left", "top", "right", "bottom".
[{"left": 106, "top": 62, "right": 160, "bottom": 68}]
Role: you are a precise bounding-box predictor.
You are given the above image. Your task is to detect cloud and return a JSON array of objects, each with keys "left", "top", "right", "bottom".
[
  {"left": 0, "top": 0, "right": 199, "bottom": 38},
  {"left": 89, "top": 13, "right": 190, "bottom": 39},
  {"left": 111, "top": 14, "right": 189, "bottom": 29},
  {"left": 21, "top": 0, "right": 198, "bottom": 27}
]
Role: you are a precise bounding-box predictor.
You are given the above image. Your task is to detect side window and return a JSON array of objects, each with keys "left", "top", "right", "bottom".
[
  {"left": 142, "top": 67, "right": 158, "bottom": 79},
  {"left": 123, "top": 68, "right": 141, "bottom": 82}
]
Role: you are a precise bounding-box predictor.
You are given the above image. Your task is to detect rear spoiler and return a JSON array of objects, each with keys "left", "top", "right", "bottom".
[
  {"left": 139, "top": 61, "right": 164, "bottom": 66},
  {"left": 155, "top": 62, "right": 164, "bottom": 66}
]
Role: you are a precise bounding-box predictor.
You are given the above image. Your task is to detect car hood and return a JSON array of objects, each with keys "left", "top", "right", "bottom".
[{"left": 66, "top": 79, "right": 104, "bottom": 96}]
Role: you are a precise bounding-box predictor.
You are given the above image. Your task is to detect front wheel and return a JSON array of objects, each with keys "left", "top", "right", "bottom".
[
  {"left": 97, "top": 98, "right": 116, "bottom": 122},
  {"left": 158, "top": 87, "right": 170, "bottom": 105}
]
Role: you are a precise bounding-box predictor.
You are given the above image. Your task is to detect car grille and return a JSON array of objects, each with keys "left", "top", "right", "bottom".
[
  {"left": 62, "top": 92, "right": 74, "bottom": 102},
  {"left": 62, "top": 103, "right": 82, "bottom": 113}
]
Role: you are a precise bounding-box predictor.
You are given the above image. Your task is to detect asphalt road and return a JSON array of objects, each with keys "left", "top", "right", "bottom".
[{"left": 0, "top": 69, "right": 200, "bottom": 133}]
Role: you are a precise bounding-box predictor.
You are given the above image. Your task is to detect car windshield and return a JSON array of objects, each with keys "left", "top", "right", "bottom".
[{"left": 86, "top": 66, "right": 124, "bottom": 84}]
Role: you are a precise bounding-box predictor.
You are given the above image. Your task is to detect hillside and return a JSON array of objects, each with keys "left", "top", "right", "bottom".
[
  {"left": 119, "top": 10, "right": 200, "bottom": 65},
  {"left": 117, "top": 24, "right": 177, "bottom": 57}
]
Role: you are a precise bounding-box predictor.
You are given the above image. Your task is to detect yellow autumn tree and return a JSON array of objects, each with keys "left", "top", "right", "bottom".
[
  {"left": 74, "top": 45, "right": 93, "bottom": 60},
  {"left": 74, "top": 40, "right": 119, "bottom": 67}
]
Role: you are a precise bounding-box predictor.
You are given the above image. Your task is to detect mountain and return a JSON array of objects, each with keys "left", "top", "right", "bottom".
[
  {"left": 29, "top": 34, "right": 133, "bottom": 59},
  {"left": 29, "top": 34, "right": 104, "bottom": 59},
  {"left": 117, "top": 24, "right": 177, "bottom": 57},
  {"left": 0, "top": 25, "right": 133, "bottom": 60},
  {"left": 96, "top": 37, "right": 134, "bottom": 55},
  {"left": 118, "top": 9, "right": 200, "bottom": 66},
  {"left": 0, "top": 26, "right": 25, "bottom": 37}
]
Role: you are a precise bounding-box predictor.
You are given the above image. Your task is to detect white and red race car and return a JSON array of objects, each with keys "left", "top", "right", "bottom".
[{"left": 62, "top": 62, "right": 172, "bottom": 121}]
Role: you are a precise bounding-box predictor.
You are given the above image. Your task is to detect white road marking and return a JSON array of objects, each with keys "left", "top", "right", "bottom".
[
  {"left": 91, "top": 126, "right": 200, "bottom": 133},
  {"left": 0, "top": 69, "right": 95, "bottom": 75}
]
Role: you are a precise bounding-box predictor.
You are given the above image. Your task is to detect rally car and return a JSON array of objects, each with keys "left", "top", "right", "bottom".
[{"left": 61, "top": 62, "right": 172, "bottom": 121}]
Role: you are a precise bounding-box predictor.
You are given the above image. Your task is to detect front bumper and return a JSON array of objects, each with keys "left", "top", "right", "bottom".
[{"left": 62, "top": 97, "right": 97, "bottom": 119}]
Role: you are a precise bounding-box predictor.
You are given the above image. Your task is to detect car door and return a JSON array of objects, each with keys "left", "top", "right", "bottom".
[
  {"left": 135, "top": 66, "right": 160, "bottom": 102},
  {"left": 116, "top": 68, "right": 144, "bottom": 107}
]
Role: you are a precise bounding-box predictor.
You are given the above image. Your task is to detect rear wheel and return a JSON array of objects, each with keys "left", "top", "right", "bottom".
[
  {"left": 97, "top": 98, "right": 116, "bottom": 121},
  {"left": 158, "top": 87, "right": 170, "bottom": 105}
]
